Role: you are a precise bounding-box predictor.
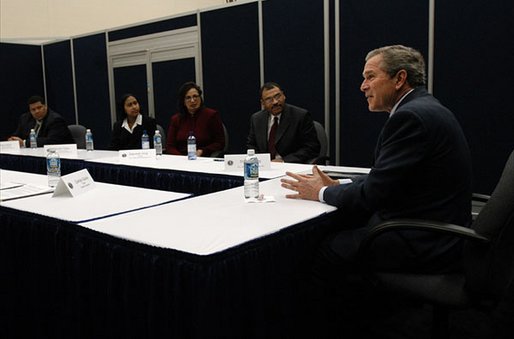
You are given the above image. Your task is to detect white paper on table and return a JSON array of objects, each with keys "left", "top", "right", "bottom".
[{"left": 0, "top": 184, "right": 54, "bottom": 201}]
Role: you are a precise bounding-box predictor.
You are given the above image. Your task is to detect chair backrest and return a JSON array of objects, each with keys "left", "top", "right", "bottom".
[
  {"left": 211, "top": 123, "right": 229, "bottom": 158},
  {"left": 222, "top": 123, "right": 229, "bottom": 153},
  {"left": 465, "top": 150, "right": 514, "bottom": 301},
  {"left": 68, "top": 124, "right": 87, "bottom": 149},
  {"left": 156, "top": 124, "right": 166, "bottom": 151},
  {"left": 313, "top": 120, "right": 328, "bottom": 163}
]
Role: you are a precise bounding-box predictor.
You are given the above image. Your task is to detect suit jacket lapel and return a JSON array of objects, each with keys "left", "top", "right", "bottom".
[{"left": 256, "top": 112, "right": 269, "bottom": 151}]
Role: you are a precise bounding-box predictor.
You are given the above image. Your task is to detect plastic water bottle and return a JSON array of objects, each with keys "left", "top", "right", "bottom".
[
  {"left": 244, "top": 149, "right": 259, "bottom": 198},
  {"left": 141, "top": 130, "right": 150, "bottom": 149},
  {"left": 29, "top": 128, "right": 37, "bottom": 148},
  {"left": 85, "top": 128, "right": 94, "bottom": 151},
  {"left": 46, "top": 149, "right": 61, "bottom": 187},
  {"left": 187, "top": 131, "right": 197, "bottom": 160},
  {"left": 154, "top": 130, "right": 162, "bottom": 156}
]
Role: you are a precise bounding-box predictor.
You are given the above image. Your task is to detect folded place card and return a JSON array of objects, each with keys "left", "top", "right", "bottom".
[
  {"left": 0, "top": 140, "right": 21, "bottom": 152},
  {"left": 119, "top": 149, "right": 156, "bottom": 161},
  {"left": 53, "top": 168, "right": 96, "bottom": 198},
  {"left": 224, "top": 153, "right": 271, "bottom": 171},
  {"left": 44, "top": 144, "right": 78, "bottom": 157}
]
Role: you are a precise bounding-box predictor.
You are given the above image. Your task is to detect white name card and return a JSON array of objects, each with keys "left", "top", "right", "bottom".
[
  {"left": 0, "top": 140, "right": 21, "bottom": 152},
  {"left": 53, "top": 169, "right": 96, "bottom": 198},
  {"left": 44, "top": 144, "right": 78, "bottom": 157},
  {"left": 119, "top": 149, "right": 156, "bottom": 161},
  {"left": 224, "top": 153, "right": 271, "bottom": 171}
]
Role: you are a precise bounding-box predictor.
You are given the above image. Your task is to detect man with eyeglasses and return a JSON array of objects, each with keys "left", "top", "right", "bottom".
[{"left": 247, "top": 82, "right": 320, "bottom": 163}]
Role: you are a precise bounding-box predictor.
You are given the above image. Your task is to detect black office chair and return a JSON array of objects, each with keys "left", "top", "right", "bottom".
[
  {"left": 356, "top": 150, "right": 514, "bottom": 339},
  {"left": 68, "top": 124, "right": 87, "bottom": 149},
  {"left": 310, "top": 120, "right": 329, "bottom": 165},
  {"left": 211, "top": 123, "right": 229, "bottom": 158}
]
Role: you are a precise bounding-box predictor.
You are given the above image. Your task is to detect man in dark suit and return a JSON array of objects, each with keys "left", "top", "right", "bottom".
[
  {"left": 281, "top": 45, "right": 472, "bottom": 337},
  {"left": 281, "top": 45, "right": 472, "bottom": 271},
  {"left": 247, "top": 82, "right": 320, "bottom": 163},
  {"left": 8, "top": 95, "right": 74, "bottom": 147}
]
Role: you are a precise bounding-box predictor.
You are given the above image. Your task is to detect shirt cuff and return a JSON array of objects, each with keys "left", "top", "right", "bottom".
[{"left": 319, "top": 186, "right": 327, "bottom": 202}]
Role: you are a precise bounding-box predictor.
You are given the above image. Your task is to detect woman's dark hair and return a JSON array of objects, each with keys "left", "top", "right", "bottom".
[
  {"left": 177, "top": 82, "right": 204, "bottom": 116},
  {"left": 117, "top": 93, "right": 139, "bottom": 120}
]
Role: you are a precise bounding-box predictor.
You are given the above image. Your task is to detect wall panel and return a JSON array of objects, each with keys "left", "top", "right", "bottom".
[
  {"left": 109, "top": 15, "right": 197, "bottom": 42},
  {"left": 0, "top": 43, "right": 44, "bottom": 139},
  {"left": 73, "top": 33, "right": 111, "bottom": 149},
  {"left": 339, "top": 0, "right": 429, "bottom": 167},
  {"left": 434, "top": 0, "right": 514, "bottom": 194},
  {"left": 43, "top": 40, "right": 75, "bottom": 125},
  {"left": 262, "top": 0, "right": 325, "bottom": 123},
  {"left": 201, "top": 2, "right": 260, "bottom": 154}
]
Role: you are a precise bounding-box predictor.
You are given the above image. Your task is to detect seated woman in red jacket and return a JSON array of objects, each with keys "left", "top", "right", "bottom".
[{"left": 165, "top": 82, "right": 225, "bottom": 157}]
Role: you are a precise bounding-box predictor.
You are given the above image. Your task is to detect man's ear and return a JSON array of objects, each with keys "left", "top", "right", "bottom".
[{"left": 395, "top": 69, "right": 408, "bottom": 89}]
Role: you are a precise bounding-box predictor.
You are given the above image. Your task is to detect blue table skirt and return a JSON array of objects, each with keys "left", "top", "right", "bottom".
[
  {"left": 1, "top": 153, "right": 243, "bottom": 195},
  {"left": 0, "top": 206, "right": 339, "bottom": 338}
]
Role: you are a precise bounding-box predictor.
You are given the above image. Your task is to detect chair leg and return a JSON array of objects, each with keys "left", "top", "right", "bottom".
[{"left": 432, "top": 306, "right": 449, "bottom": 339}]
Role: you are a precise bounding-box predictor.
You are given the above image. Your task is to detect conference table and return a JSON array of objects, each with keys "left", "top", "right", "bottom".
[
  {"left": 0, "top": 147, "right": 369, "bottom": 338},
  {"left": 0, "top": 148, "right": 319, "bottom": 195}
]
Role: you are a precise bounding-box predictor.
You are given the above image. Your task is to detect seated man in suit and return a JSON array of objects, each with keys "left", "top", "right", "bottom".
[
  {"left": 281, "top": 45, "right": 472, "bottom": 272},
  {"left": 8, "top": 95, "right": 74, "bottom": 147},
  {"left": 281, "top": 44, "right": 473, "bottom": 336},
  {"left": 247, "top": 82, "right": 320, "bottom": 163}
]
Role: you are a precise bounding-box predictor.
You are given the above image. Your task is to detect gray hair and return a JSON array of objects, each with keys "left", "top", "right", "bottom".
[{"left": 366, "top": 45, "right": 426, "bottom": 87}]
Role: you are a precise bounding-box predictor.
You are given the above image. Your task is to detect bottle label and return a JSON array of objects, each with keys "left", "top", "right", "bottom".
[
  {"left": 47, "top": 157, "right": 61, "bottom": 173},
  {"left": 244, "top": 162, "right": 259, "bottom": 180},
  {"left": 187, "top": 144, "right": 196, "bottom": 153}
]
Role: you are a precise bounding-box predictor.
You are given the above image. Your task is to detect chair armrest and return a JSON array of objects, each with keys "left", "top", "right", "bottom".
[
  {"left": 210, "top": 150, "right": 225, "bottom": 158},
  {"left": 310, "top": 155, "right": 329, "bottom": 165},
  {"left": 472, "top": 193, "right": 491, "bottom": 203},
  {"left": 472, "top": 193, "right": 490, "bottom": 220},
  {"left": 358, "top": 218, "right": 489, "bottom": 255}
]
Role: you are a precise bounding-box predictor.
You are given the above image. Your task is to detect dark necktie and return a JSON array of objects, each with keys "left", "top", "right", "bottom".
[
  {"left": 268, "top": 117, "right": 279, "bottom": 159},
  {"left": 34, "top": 121, "right": 43, "bottom": 137}
]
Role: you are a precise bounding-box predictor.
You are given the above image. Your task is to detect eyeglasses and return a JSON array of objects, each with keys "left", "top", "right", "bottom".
[
  {"left": 262, "top": 93, "right": 283, "bottom": 105},
  {"left": 185, "top": 94, "right": 200, "bottom": 102}
]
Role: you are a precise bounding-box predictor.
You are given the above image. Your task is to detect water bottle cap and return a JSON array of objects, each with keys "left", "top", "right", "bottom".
[
  {"left": 86, "top": 129, "right": 91, "bottom": 132},
  {"left": 247, "top": 149, "right": 255, "bottom": 156},
  {"left": 155, "top": 130, "right": 160, "bottom": 134}
]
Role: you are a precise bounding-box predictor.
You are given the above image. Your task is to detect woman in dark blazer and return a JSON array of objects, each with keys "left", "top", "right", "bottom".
[{"left": 109, "top": 94, "right": 157, "bottom": 151}]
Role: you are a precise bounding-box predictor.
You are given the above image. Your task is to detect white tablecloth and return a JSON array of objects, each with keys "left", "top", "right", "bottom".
[
  {"left": 80, "top": 177, "right": 337, "bottom": 255},
  {"left": 0, "top": 169, "right": 190, "bottom": 222}
]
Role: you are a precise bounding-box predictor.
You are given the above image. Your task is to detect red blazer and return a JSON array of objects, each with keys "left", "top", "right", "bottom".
[{"left": 165, "top": 107, "right": 225, "bottom": 156}]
